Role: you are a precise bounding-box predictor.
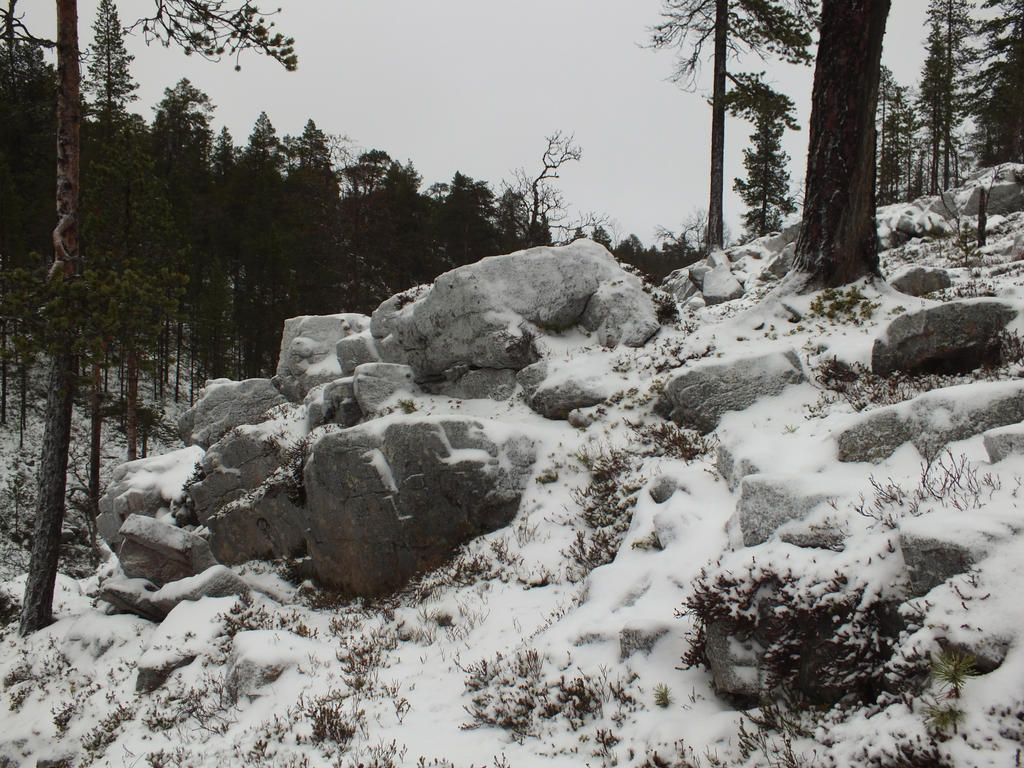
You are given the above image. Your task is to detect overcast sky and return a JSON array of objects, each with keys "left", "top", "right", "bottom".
[{"left": 27, "top": 1, "right": 929, "bottom": 244}]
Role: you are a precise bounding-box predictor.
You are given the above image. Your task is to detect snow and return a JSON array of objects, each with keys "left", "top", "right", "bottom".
[{"left": 3, "top": 185, "right": 1024, "bottom": 767}]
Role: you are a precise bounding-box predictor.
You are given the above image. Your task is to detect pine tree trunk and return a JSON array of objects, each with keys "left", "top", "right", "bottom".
[
  {"left": 126, "top": 346, "right": 138, "bottom": 461},
  {"left": 792, "top": 0, "right": 889, "bottom": 289},
  {"left": 706, "top": 0, "right": 728, "bottom": 252},
  {"left": 21, "top": 0, "right": 81, "bottom": 636},
  {"left": 89, "top": 363, "right": 102, "bottom": 520}
]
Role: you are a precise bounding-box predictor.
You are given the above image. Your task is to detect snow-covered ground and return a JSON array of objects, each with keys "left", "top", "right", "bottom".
[{"left": 2, "top": 190, "right": 1024, "bottom": 767}]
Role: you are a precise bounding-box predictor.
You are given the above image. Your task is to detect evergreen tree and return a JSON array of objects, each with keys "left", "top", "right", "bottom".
[
  {"left": 431, "top": 172, "right": 499, "bottom": 269},
  {"left": 973, "top": 0, "right": 1024, "bottom": 163},
  {"left": 733, "top": 96, "right": 797, "bottom": 238},
  {"left": 83, "top": 0, "right": 137, "bottom": 120},
  {"left": 650, "top": 0, "right": 815, "bottom": 251}
]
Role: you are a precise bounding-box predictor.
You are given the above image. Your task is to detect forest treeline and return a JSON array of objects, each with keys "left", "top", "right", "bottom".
[{"left": 0, "top": 0, "right": 694, "bottom": 434}]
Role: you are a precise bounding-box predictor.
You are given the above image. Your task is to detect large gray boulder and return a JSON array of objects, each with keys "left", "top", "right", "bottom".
[
  {"left": 655, "top": 349, "right": 805, "bottom": 434},
  {"left": 899, "top": 530, "right": 988, "bottom": 597},
  {"left": 177, "top": 378, "right": 287, "bottom": 448},
  {"left": 836, "top": 380, "right": 1024, "bottom": 463},
  {"left": 303, "top": 417, "right": 535, "bottom": 595},
  {"left": 872, "top": 300, "right": 1018, "bottom": 376},
  {"left": 186, "top": 424, "right": 284, "bottom": 524},
  {"left": 369, "top": 240, "right": 658, "bottom": 377},
  {"left": 888, "top": 265, "right": 952, "bottom": 297},
  {"left": 117, "top": 514, "right": 218, "bottom": 586},
  {"left": 274, "top": 314, "right": 369, "bottom": 401},
  {"left": 96, "top": 446, "right": 205, "bottom": 546}
]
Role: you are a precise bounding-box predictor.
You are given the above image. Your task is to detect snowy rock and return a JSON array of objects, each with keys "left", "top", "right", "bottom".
[
  {"left": 871, "top": 299, "right": 1018, "bottom": 376},
  {"left": 661, "top": 268, "right": 700, "bottom": 302},
  {"left": 335, "top": 330, "right": 381, "bottom": 373},
  {"left": 899, "top": 530, "right": 988, "bottom": 597},
  {"left": 352, "top": 362, "right": 419, "bottom": 415},
  {"left": 716, "top": 443, "right": 763, "bottom": 492},
  {"left": 578, "top": 279, "right": 660, "bottom": 347},
  {"left": 188, "top": 426, "right": 283, "bottom": 525},
  {"left": 427, "top": 366, "right": 519, "bottom": 401},
  {"left": 226, "top": 630, "right": 312, "bottom": 702},
  {"left": 707, "top": 249, "right": 731, "bottom": 269},
  {"left": 117, "top": 514, "right": 218, "bottom": 586},
  {"left": 761, "top": 243, "right": 795, "bottom": 281},
  {"left": 618, "top": 625, "right": 670, "bottom": 660},
  {"left": 177, "top": 378, "right": 287, "bottom": 449},
  {"left": 688, "top": 264, "right": 711, "bottom": 289},
  {"left": 701, "top": 265, "right": 744, "bottom": 305},
  {"left": 369, "top": 240, "right": 658, "bottom": 377},
  {"left": 887, "top": 265, "right": 952, "bottom": 297},
  {"left": 704, "top": 621, "right": 762, "bottom": 699},
  {"left": 97, "top": 446, "right": 205, "bottom": 546},
  {"left": 304, "top": 378, "right": 362, "bottom": 430},
  {"left": 206, "top": 480, "right": 308, "bottom": 565},
  {"left": 655, "top": 349, "right": 805, "bottom": 434},
  {"left": 731, "top": 474, "right": 835, "bottom": 548},
  {"left": 273, "top": 313, "right": 369, "bottom": 401},
  {"left": 647, "top": 475, "right": 679, "bottom": 504},
  {"left": 983, "top": 424, "right": 1024, "bottom": 464},
  {"left": 517, "top": 360, "right": 610, "bottom": 420},
  {"left": 95, "top": 576, "right": 165, "bottom": 621},
  {"left": 837, "top": 380, "right": 1024, "bottom": 463},
  {"left": 136, "top": 595, "right": 236, "bottom": 691},
  {"left": 303, "top": 417, "right": 535, "bottom": 594}
]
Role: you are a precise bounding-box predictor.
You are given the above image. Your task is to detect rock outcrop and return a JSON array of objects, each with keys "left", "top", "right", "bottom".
[{"left": 274, "top": 313, "right": 369, "bottom": 401}]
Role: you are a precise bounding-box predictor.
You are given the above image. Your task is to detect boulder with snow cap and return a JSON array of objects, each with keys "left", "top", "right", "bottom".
[
  {"left": 273, "top": 313, "right": 369, "bottom": 401},
  {"left": 369, "top": 240, "right": 658, "bottom": 378},
  {"left": 517, "top": 359, "right": 611, "bottom": 420},
  {"left": 352, "top": 362, "right": 419, "bottom": 415},
  {"left": 836, "top": 379, "right": 1024, "bottom": 463},
  {"left": 117, "top": 514, "right": 218, "bottom": 585},
  {"left": 871, "top": 299, "right": 1019, "bottom": 376},
  {"left": 303, "top": 417, "right": 535, "bottom": 595},
  {"left": 655, "top": 349, "right": 805, "bottom": 434},
  {"left": 177, "top": 378, "right": 286, "bottom": 448},
  {"left": 226, "top": 630, "right": 314, "bottom": 702},
  {"left": 335, "top": 330, "right": 381, "bottom": 374},
  {"left": 426, "top": 366, "right": 519, "bottom": 401},
  {"left": 96, "top": 445, "right": 206, "bottom": 546},
  {"left": 700, "top": 265, "right": 743, "bottom": 305},
  {"left": 983, "top": 424, "right": 1024, "bottom": 464},
  {"left": 579, "top": 279, "right": 660, "bottom": 347}
]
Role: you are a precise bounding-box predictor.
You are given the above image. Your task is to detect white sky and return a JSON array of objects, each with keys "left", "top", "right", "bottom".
[{"left": 25, "top": 1, "right": 929, "bottom": 244}]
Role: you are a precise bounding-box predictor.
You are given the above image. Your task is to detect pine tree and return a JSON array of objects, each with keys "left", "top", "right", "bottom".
[
  {"left": 973, "top": 0, "right": 1024, "bottom": 163},
  {"left": 650, "top": 0, "right": 815, "bottom": 251},
  {"left": 733, "top": 96, "right": 797, "bottom": 238},
  {"left": 83, "top": 0, "right": 137, "bottom": 120}
]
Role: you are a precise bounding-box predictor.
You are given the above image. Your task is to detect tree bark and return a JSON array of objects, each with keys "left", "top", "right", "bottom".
[
  {"left": 706, "top": 0, "right": 728, "bottom": 252},
  {"left": 126, "top": 345, "right": 137, "bottom": 461},
  {"left": 791, "top": 0, "right": 889, "bottom": 289},
  {"left": 21, "top": 0, "right": 80, "bottom": 636}
]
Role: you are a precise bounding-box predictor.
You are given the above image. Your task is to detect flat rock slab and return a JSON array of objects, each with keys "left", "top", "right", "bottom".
[
  {"left": 303, "top": 416, "right": 535, "bottom": 595},
  {"left": 656, "top": 349, "right": 805, "bottom": 434},
  {"left": 177, "top": 378, "right": 287, "bottom": 449},
  {"left": 871, "top": 299, "right": 1018, "bottom": 376},
  {"left": 517, "top": 360, "right": 611, "bottom": 420},
  {"left": 836, "top": 379, "right": 1024, "bottom": 463}
]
